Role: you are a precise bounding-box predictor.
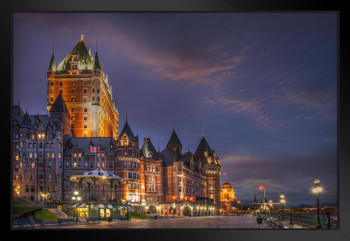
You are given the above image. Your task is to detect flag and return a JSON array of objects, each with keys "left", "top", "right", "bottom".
[
  {"left": 89, "top": 146, "right": 99, "bottom": 153},
  {"left": 258, "top": 186, "right": 265, "bottom": 190}
]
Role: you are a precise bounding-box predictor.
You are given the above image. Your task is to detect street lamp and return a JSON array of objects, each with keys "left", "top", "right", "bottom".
[
  {"left": 280, "top": 195, "right": 286, "bottom": 221},
  {"left": 172, "top": 202, "right": 176, "bottom": 216},
  {"left": 72, "top": 191, "right": 81, "bottom": 222},
  {"left": 141, "top": 199, "right": 146, "bottom": 219},
  {"left": 312, "top": 179, "right": 323, "bottom": 229}
]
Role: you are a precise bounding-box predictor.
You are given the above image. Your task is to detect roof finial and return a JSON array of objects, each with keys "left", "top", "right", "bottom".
[
  {"left": 201, "top": 126, "right": 205, "bottom": 137},
  {"left": 80, "top": 31, "right": 84, "bottom": 41},
  {"left": 52, "top": 43, "right": 55, "bottom": 53},
  {"left": 126, "top": 112, "right": 128, "bottom": 123},
  {"left": 96, "top": 41, "right": 98, "bottom": 51},
  {"left": 173, "top": 124, "right": 175, "bottom": 131}
]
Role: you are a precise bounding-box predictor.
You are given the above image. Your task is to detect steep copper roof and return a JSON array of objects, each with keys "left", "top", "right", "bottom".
[
  {"left": 49, "top": 93, "right": 70, "bottom": 116},
  {"left": 194, "top": 136, "right": 212, "bottom": 157},
  {"left": 166, "top": 129, "right": 182, "bottom": 149},
  {"left": 141, "top": 137, "right": 157, "bottom": 159},
  {"left": 119, "top": 120, "right": 137, "bottom": 141},
  {"left": 57, "top": 34, "right": 94, "bottom": 71},
  {"left": 48, "top": 50, "right": 57, "bottom": 71}
]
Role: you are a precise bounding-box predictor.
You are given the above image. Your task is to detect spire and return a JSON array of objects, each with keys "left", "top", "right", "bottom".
[
  {"left": 48, "top": 44, "right": 57, "bottom": 71},
  {"left": 119, "top": 119, "right": 137, "bottom": 140},
  {"left": 194, "top": 136, "right": 212, "bottom": 157},
  {"left": 166, "top": 128, "right": 183, "bottom": 153},
  {"left": 93, "top": 43, "right": 101, "bottom": 69},
  {"left": 49, "top": 93, "right": 70, "bottom": 116}
]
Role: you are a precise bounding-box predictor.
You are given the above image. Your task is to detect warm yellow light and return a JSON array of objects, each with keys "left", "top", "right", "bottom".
[
  {"left": 74, "top": 191, "right": 78, "bottom": 195},
  {"left": 312, "top": 186, "right": 323, "bottom": 194}
]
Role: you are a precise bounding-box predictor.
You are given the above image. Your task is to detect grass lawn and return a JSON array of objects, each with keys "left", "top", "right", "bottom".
[
  {"left": 13, "top": 206, "right": 58, "bottom": 221},
  {"left": 131, "top": 211, "right": 149, "bottom": 219}
]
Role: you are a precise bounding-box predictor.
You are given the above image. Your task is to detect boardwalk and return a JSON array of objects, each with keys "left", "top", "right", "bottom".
[{"left": 33, "top": 214, "right": 273, "bottom": 229}]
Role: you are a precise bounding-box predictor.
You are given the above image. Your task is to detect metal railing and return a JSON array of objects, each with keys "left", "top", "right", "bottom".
[{"left": 262, "top": 212, "right": 338, "bottom": 229}]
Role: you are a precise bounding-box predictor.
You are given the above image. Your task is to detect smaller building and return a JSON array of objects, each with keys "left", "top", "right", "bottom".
[{"left": 220, "top": 180, "right": 240, "bottom": 214}]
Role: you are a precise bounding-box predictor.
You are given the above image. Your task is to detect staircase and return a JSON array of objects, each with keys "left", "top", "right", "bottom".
[{"left": 48, "top": 208, "right": 68, "bottom": 218}]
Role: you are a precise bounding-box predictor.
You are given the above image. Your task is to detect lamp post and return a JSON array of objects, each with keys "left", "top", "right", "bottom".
[
  {"left": 72, "top": 191, "right": 81, "bottom": 222},
  {"left": 172, "top": 202, "right": 176, "bottom": 216},
  {"left": 280, "top": 195, "right": 286, "bottom": 221},
  {"left": 141, "top": 199, "right": 146, "bottom": 219},
  {"left": 312, "top": 179, "right": 323, "bottom": 229}
]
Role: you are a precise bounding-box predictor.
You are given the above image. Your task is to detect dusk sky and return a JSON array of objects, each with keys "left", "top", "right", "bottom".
[{"left": 13, "top": 13, "right": 337, "bottom": 206}]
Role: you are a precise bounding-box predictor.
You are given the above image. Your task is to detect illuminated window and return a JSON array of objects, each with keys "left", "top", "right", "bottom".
[
  {"left": 78, "top": 153, "right": 82, "bottom": 158},
  {"left": 73, "top": 153, "right": 77, "bottom": 157},
  {"left": 73, "top": 162, "right": 77, "bottom": 167},
  {"left": 51, "top": 153, "right": 55, "bottom": 158}
]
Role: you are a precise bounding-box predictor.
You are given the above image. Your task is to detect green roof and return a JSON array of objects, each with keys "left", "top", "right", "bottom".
[{"left": 57, "top": 34, "right": 94, "bottom": 71}]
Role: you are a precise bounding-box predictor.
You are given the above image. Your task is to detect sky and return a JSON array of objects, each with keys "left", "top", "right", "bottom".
[{"left": 13, "top": 13, "right": 337, "bottom": 206}]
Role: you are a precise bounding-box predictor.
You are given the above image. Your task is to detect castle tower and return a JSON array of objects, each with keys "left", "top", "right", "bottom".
[
  {"left": 194, "top": 136, "right": 221, "bottom": 207},
  {"left": 115, "top": 119, "right": 141, "bottom": 203},
  {"left": 46, "top": 34, "right": 119, "bottom": 139}
]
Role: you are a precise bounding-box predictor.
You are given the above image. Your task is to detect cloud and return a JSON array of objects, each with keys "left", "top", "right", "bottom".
[{"left": 205, "top": 95, "right": 288, "bottom": 130}]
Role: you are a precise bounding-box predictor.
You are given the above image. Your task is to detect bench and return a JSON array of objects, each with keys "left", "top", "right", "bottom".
[
  {"left": 17, "top": 218, "right": 33, "bottom": 227},
  {"left": 86, "top": 218, "right": 100, "bottom": 223},
  {"left": 57, "top": 218, "right": 75, "bottom": 225}
]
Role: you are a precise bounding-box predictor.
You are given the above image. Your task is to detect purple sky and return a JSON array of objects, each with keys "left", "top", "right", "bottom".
[{"left": 13, "top": 13, "right": 337, "bottom": 206}]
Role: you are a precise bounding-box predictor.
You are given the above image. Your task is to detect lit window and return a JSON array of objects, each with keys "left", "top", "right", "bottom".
[{"left": 73, "top": 162, "right": 77, "bottom": 167}]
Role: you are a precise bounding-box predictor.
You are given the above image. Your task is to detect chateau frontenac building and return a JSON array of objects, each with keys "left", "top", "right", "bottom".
[
  {"left": 46, "top": 34, "right": 119, "bottom": 139},
  {"left": 12, "top": 35, "right": 222, "bottom": 216}
]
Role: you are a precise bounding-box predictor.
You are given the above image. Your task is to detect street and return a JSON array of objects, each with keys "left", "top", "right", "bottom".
[{"left": 37, "top": 214, "right": 273, "bottom": 229}]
